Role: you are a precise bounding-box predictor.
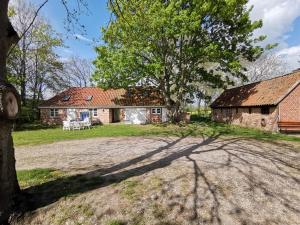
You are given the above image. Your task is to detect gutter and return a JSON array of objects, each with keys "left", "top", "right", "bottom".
[{"left": 38, "top": 105, "right": 168, "bottom": 109}]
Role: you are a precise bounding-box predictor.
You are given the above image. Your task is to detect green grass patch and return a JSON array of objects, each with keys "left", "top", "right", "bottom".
[
  {"left": 13, "top": 121, "right": 300, "bottom": 147},
  {"left": 119, "top": 179, "right": 144, "bottom": 201},
  {"left": 17, "top": 168, "right": 64, "bottom": 188},
  {"left": 106, "top": 219, "right": 126, "bottom": 225}
]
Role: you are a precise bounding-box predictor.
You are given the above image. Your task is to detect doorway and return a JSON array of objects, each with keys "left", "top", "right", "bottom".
[{"left": 112, "top": 108, "right": 120, "bottom": 123}]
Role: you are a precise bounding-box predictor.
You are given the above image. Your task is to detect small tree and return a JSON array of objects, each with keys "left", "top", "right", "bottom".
[{"left": 93, "top": 0, "right": 265, "bottom": 121}]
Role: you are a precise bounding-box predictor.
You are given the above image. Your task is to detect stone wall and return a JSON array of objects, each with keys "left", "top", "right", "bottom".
[
  {"left": 279, "top": 84, "right": 300, "bottom": 122},
  {"left": 212, "top": 106, "right": 279, "bottom": 132}
]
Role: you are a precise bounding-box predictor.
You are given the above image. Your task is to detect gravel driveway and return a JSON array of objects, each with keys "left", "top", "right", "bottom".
[{"left": 15, "top": 136, "right": 300, "bottom": 225}]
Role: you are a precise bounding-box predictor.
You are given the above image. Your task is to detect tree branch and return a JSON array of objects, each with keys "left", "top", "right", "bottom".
[{"left": 7, "top": 0, "right": 49, "bottom": 57}]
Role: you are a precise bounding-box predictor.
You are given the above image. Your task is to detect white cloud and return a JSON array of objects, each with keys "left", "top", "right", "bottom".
[
  {"left": 248, "top": 0, "right": 300, "bottom": 71},
  {"left": 73, "top": 34, "right": 93, "bottom": 43},
  {"left": 249, "top": 0, "right": 300, "bottom": 44}
]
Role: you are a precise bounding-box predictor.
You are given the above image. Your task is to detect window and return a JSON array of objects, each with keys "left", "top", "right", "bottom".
[
  {"left": 151, "top": 108, "right": 161, "bottom": 114},
  {"left": 89, "top": 108, "right": 97, "bottom": 117},
  {"left": 143, "top": 91, "right": 149, "bottom": 97},
  {"left": 86, "top": 95, "right": 93, "bottom": 101},
  {"left": 62, "top": 95, "right": 70, "bottom": 101},
  {"left": 248, "top": 108, "right": 252, "bottom": 114},
  {"left": 261, "top": 106, "right": 270, "bottom": 115},
  {"left": 235, "top": 108, "right": 238, "bottom": 114},
  {"left": 50, "top": 108, "right": 59, "bottom": 117}
]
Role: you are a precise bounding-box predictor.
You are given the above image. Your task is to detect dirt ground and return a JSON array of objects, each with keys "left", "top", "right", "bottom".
[{"left": 14, "top": 136, "right": 300, "bottom": 225}]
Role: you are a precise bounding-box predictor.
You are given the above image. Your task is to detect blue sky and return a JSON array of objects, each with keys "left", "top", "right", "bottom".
[
  {"left": 32, "top": 0, "right": 300, "bottom": 70},
  {"left": 36, "top": 0, "right": 111, "bottom": 60}
]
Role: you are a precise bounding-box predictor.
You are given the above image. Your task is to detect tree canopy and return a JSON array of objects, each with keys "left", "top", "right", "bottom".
[{"left": 93, "top": 0, "right": 265, "bottom": 118}]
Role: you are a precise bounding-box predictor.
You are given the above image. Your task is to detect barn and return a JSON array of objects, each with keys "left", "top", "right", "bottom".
[
  {"left": 39, "top": 87, "right": 169, "bottom": 125},
  {"left": 211, "top": 70, "right": 300, "bottom": 132}
]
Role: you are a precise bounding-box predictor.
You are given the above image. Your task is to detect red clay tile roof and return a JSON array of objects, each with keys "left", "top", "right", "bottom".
[
  {"left": 211, "top": 71, "right": 300, "bottom": 108},
  {"left": 39, "top": 87, "right": 165, "bottom": 108}
]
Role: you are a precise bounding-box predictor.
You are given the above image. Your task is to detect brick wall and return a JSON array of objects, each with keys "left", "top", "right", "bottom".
[
  {"left": 94, "top": 108, "right": 111, "bottom": 124},
  {"left": 40, "top": 108, "right": 112, "bottom": 125},
  {"left": 279, "top": 84, "right": 300, "bottom": 122},
  {"left": 40, "top": 108, "right": 67, "bottom": 125},
  {"left": 212, "top": 106, "right": 279, "bottom": 132}
]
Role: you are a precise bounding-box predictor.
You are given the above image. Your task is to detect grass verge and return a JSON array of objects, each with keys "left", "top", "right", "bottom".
[
  {"left": 17, "top": 168, "right": 65, "bottom": 188},
  {"left": 13, "top": 121, "right": 300, "bottom": 147}
]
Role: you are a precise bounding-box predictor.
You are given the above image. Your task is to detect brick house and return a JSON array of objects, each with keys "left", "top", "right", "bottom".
[
  {"left": 211, "top": 70, "right": 300, "bottom": 132},
  {"left": 39, "top": 87, "right": 169, "bottom": 125}
]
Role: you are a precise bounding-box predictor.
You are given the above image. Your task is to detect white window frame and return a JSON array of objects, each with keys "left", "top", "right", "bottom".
[
  {"left": 89, "top": 108, "right": 98, "bottom": 117},
  {"left": 151, "top": 108, "right": 161, "bottom": 115},
  {"left": 50, "top": 108, "right": 59, "bottom": 117}
]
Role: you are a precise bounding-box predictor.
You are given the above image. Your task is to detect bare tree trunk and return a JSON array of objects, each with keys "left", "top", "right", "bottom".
[{"left": 0, "top": 0, "right": 21, "bottom": 223}]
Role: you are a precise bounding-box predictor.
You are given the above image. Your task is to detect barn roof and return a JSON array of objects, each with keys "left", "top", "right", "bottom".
[
  {"left": 211, "top": 70, "right": 300, "bottom": 108},
  {"left": 39, "top": 87, "right": 165, "bottom": 108}
]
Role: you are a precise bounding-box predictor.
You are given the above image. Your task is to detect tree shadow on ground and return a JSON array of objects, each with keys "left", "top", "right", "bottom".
[{"left": 15, "top": 133, "right": 300, "bottom": 225}]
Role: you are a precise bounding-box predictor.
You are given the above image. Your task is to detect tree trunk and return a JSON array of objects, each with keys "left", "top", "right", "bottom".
[
  {"left": 0, "top": 0, "right": 21, "bottom": 223},
  {"left": 0, "top": 120, "right": 20, "bottom": 224}
]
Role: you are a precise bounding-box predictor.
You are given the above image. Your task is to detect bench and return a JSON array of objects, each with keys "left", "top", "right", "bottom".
[{"left": 278, "top": 121, "right": 300, "bottom": 132}]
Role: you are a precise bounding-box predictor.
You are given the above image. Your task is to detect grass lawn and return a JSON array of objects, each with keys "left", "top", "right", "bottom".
[
  {"left": 17, "top": 168, "right": 65, "bottom": 188},
  {"left": 13, "top": 121, "right": 300, "bottom": 147}
]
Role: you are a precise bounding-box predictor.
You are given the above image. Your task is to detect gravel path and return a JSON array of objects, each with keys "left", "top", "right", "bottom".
[{"left": 15, "top": 136, "right": 300, "bottom": 225}]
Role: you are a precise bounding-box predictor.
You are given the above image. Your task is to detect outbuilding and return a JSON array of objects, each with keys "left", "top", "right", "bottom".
[{"left": 211, "top": 70, "right": 300, "bottom": 132}]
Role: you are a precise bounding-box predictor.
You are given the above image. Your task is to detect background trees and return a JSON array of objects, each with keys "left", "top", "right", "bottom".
[
  {"left": 61, "top": 55, "right": 94, "bottom": 88},
  {"left": 244, "top": 52, "right": 287, "bottom": 83},
  {"left": 7, "top": 0, "right": 64, "bottom": 108},
  {"left": 93, "top": 0, "right": 265, "bottom": 120}
]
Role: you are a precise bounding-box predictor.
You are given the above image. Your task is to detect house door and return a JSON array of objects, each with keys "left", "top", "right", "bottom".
[{"left": 112, "top": 108, "right": 120, "bottom": 122}]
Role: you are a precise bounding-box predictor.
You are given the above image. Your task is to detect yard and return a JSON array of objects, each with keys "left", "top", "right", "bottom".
[
  {"left": 13, "top": 129, "right": 300, "bottom": 225},
  {"left": 12, "top": 121, "right": 300, "bottom": 146}
]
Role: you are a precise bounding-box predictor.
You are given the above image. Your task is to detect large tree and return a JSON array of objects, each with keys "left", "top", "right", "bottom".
[
  {"left": 0, "top": 1, "right": 21, "bottom": 223},
  {"left": 93, "top": 0, "right": 265, "bottom": 120},
  {"left": 0, "top": 0, "right": 91, "bottom": 223}
]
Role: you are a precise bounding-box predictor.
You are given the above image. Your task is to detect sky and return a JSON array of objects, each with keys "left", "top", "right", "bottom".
[{"left": 29, "top": 0, "right": 300, "bottom": 71}]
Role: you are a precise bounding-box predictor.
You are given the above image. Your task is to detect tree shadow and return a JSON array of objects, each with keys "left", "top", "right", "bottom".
[{"left": 15, "top": 134, "right": 300, "bottom": 224}]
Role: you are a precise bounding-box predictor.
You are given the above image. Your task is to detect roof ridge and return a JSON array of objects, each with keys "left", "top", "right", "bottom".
[
  {"left": 211, "top": 70, "right": 300, "bottom": 108},
  {"left": 226, "top": 70, "right": 300, "bottom": 91}
]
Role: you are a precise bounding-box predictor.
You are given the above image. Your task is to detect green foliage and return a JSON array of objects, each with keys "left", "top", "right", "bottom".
[
  {"left": 119, "top": 180, "right": 143, "bottom": 200},
  {"left": 7, "top": 2, "right": 64, "bottom": 107},
  {"left": 94, "top": 0, "right": 265, "bottom": 114},
  {"left": 17, "top": 168, "right": 64, "bottom": 188}
]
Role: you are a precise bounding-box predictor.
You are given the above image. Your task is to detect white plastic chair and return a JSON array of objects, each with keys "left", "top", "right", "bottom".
[
  {"left": 83, "top": 118, "right": 91, "bottom": 129},
  {"left": 72, "top": 121, "right": 81, "bottom": 130},
  {"left": 63, "top": 121, "right": 71, "bottom": 130}
]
